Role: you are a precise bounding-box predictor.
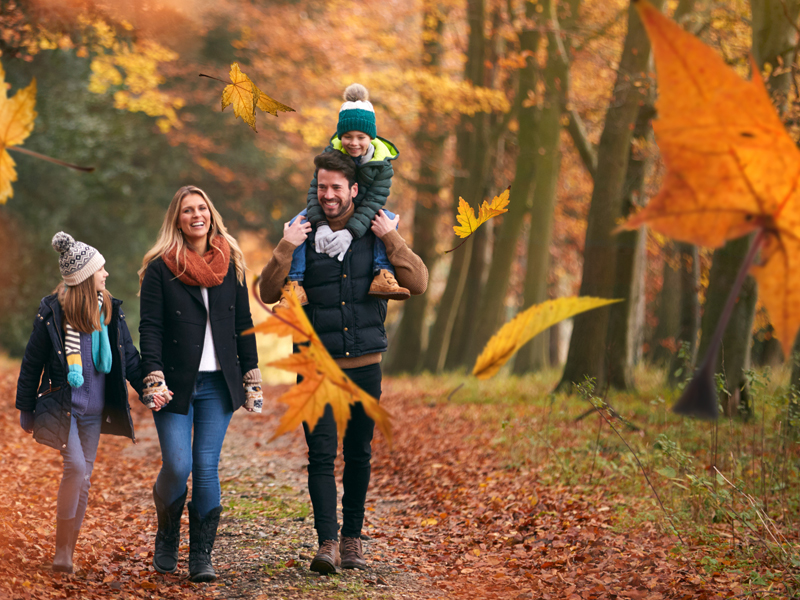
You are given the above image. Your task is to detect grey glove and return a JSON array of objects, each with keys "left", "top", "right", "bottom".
[
  {"left": 315, "top": 224, "right": 333, "bottom": 254},
  {"left": 324, "top": 229, "right": 353, "bottom": 262}
]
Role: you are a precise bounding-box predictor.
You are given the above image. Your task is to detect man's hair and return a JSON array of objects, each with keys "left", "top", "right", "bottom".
[{"left": 314, "top": 151, "right": 357, "bottom": 188}]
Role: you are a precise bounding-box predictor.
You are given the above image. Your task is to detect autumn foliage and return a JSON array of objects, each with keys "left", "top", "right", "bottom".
[{"left": 0, "top": 62, "right": 36, "bottom": 203}]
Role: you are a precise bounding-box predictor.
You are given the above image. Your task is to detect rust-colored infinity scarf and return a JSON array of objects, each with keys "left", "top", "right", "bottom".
[{"left": 163, "top": 236, "right": 231, "bottom": 287}]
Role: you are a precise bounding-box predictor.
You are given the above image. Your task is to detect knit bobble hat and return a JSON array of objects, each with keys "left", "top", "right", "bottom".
[
  {"left": 337, "top": 83, "right": 377, "bottom": 139},
  {"left": 52, "top": 232, "right": 105, "bottom": 286}
]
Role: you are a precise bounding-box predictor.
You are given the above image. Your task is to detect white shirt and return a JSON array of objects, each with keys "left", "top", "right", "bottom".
[{"left": 198, "top": 287, "right": 221, "bottom": 372}]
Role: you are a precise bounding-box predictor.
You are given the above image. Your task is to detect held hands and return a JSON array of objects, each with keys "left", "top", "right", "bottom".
[
  {"left": 315, "top": 224, "right": 333, "bottom": 253},
  {"left": 143, "top": 373, "right": 172, "bottom": 411},
  {"left": 283, "top": 216, "right": 312, "bottom": 247},
  {"left": 371, "top": 210, "right": 399, "bottom": 238},
  {"left": 324, "top": 229, "right": 353, "bottom": 261},
  {"left": 243, "top": 368, "right": 263, "bottom": 413}
]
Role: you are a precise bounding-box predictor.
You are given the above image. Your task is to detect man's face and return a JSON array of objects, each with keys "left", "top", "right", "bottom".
[{"left": 317, "top": 169, "right": 357, "bottom": 219}]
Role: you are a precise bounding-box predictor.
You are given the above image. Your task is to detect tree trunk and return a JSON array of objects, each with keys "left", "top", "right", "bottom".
[
  {"left": 606, "top": 99, "right": 656, "bottom": 390},
  {"left": 422, "top": 0, "right": 488, "bottom": 373},
  {"left": 556, "top": 0, "right": 663, "bottom": 392},
  {"left": 751, "top": 0, "right": 800, "bottom": 112},
  {"left": 384, "top": 1, "right": 446, "bottom": 373},
  {"left": 466, "top": 0, "right": 541, "bottom": 368},
  {"left": 667, "top": 242, "right": 700, "bottom": 386},
  {"left": 513, "top": 0, "right": 571, "bottom": 374},
  {"left": 651, "top": 244, "right": 682, "bottom": 365}
]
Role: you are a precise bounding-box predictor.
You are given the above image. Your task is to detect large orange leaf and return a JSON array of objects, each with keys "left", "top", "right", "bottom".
[
  {"left": 620, "top": 0, "right": 800, "bottom": 356},
  {"left": 218, "top": 62, "right": 294, "bottom": 132},
  {"left": 447, "top": 187, "right": 510, "bottom": 252},
  {"left": 244, "top": 289, "right": 392, "bottom": 447},
  {"left": 473, "top": 297, "right": 622, "bottom": 380},
  {"left": 0, "top": 62, "right": 36, "bottom": 204}
]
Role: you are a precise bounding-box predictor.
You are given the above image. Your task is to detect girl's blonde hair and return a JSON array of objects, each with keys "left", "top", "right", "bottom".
[
  {"left": 54, "top": 278, "right": 112, "bottom": 333},
  {"left": 138, "top": 185, "right": 246, "bottom": 286}
]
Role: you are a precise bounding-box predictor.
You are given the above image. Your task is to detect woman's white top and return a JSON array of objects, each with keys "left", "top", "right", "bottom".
[{"left": 198, "top": 287, "right": 221, "bottom": 372}]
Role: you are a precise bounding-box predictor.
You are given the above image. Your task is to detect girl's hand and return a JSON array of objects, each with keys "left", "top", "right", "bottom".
[
  {"left": 149, "top": 391, "right": 173, "bottom": 411},
  {"left": 19, "top": 410, "right": 34, "bottom": 434}
]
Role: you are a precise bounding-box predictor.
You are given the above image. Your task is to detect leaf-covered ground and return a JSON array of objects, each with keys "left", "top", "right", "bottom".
[{"left": 0, "top": 366, "right": 781, "bottom": 599}]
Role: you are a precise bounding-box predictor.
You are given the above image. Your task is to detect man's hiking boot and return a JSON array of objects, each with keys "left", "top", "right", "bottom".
[
  {"left": 309, "top": 539, "right": 340, "bottom": 574},
  {"left": 368, "top": 269, "right": 410, "bottom": 301},
  {"left": 340, "top": 535, "right": 367, "bottom": 570},
  {"left": 275, "top": 280, "right": 308, "bottom": 310}
]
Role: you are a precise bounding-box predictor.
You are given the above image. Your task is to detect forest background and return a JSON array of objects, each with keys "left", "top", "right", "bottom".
[{"left": 0, "top": 0, "right": 796, "bottom": 414}]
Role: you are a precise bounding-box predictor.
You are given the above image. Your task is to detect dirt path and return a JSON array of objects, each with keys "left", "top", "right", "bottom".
[{"left": 1, "top": 370, "right": 740, "bottom": 599}]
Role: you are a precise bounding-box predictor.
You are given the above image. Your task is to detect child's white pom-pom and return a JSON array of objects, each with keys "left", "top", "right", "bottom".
[
  {"left": 343, "top": 83, "right": 369, "bottom": 103},
  {"left": 52, "top": 232, "right": 74, "bottom": 254}
]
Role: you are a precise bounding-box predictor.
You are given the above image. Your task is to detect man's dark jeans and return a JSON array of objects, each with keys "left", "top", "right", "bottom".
[{"left": 303, "top": 363, "right": 381, "bottom": 543}]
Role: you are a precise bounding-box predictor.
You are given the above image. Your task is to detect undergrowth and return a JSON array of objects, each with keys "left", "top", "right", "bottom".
[{"left": 391, "top": 363, "right": 800, "bottom": 596}]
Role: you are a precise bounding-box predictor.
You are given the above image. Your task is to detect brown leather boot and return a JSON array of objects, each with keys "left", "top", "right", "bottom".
[
  {"left": 340, "top": 535, "right": 367, "bottom": 570},
  {"left": 368, "top": 269, "right": 410, "bottom": 300},
  {"left": 52, "top": 518, "right": 75, "bottom": 573},
  {"left": 275, "top": 280, "right": 308, "bottom": 311},
  {"left": 309, "top": 539, "right": 340, "bottom": 574}
]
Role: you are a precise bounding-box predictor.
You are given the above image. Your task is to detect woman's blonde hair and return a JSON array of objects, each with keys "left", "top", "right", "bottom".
[
  {"left": 54, "top": 278, "right": 112, "bottom": 333},
  {"left": 138, "top": 185, "right": 246, "bottom": 286}
]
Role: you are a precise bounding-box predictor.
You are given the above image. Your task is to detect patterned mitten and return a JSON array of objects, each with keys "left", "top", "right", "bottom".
[
  {"left": 143, "top": 371, "right": 170, "bottom": 409},
  {"left": 243, "top": 368, "right": 263, "bottom": 413}
]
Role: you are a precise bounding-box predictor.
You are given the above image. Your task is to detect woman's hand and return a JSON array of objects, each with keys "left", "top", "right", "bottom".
[
  {"left": 371, "top": 210, "right": 399, "bottom": 238},
  {"left": 143, "top": 373, "right": 172, "bottom": 411}
]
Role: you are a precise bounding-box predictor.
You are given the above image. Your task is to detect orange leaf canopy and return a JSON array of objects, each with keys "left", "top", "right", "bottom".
[
  {"left": 0, "top": 62, "right": 36, "bottom": 204},
  {"left": 244, "top": 290, "right": 391, "bottom": 447},
  {"left": 620, "top": 0, "right": 800, "bottom": 356}
]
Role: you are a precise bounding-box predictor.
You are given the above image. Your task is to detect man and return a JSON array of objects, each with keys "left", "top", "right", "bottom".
[{"left": 259, "top": 150, "right": 427, "bottom": 573}]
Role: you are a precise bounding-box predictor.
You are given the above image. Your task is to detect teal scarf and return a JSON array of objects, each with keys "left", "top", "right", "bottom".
[{"left": 92, "top": 295, "right": 112, "bottom": 374}]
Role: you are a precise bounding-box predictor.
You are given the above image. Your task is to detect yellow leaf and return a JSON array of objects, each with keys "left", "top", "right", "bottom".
[
  {"left": 453, "top": 186, "right": 510, "bottom": 239},
  {"left": 221, "top": 62, "right": 261, "bottom": 131},
  {"left": 256, "top": 90, "right": 295, "bottom": 117},
  {"left": 473, "top": 297, "right": 622, "bottom": 379},
  {"left": 246, "top": 288, "right": 392, "bottom": 447},
  {"left": 0, "top": 61, "right": 36, "bottom": 204}
]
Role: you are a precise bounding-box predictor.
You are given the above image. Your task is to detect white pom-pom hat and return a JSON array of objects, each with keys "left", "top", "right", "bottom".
[
  {"left": 51, "top": 231, "right": 105, "bottom": 286},
  {"left": 337, "top": 83, "right": 376, "bottom": 138}
]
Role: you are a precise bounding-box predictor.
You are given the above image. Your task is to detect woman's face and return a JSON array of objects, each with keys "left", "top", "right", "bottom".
[
  {"left": 93, "top": 267, "right": 108, "bottom": 292},
  {"left": 178, "top": 193, "right": 212, "bottom": 245}
]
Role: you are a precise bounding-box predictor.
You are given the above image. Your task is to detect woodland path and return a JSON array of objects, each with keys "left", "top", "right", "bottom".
[{"left": 1, "top": 369, "right": 739, "bottom": 599}]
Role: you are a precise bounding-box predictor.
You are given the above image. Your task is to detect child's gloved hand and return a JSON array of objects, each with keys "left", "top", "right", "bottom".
[
  {"left": 19, "top": 410, "right": 33, "bottom": 433},
  {"left": 315, "top": 224, "right": 333, "bottom": 253},
  {"left": 325, "top": 230, "right": 353, "bottom": 261}
]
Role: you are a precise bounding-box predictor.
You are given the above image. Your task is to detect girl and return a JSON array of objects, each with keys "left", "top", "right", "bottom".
[
  {"left": 15, "top": 232, "right": 152, "bottom": 574},
  {"left": 138, "top": 185, "right": 261, "bottom": 582}
]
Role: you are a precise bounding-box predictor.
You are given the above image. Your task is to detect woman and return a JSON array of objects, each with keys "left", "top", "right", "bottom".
[
  {"left": 138, "top": 185, "right": 262, "bottom": 582},
  {"left": 16, "top": 232, "right": 150, "bottom": 574}
]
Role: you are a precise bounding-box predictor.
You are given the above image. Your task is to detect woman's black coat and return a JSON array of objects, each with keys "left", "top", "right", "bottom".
[
  {"left": 15, "top": 295, "right": 145, "bottom": 450},
  {"left": 138, "top": 257, "right": 259, "bottom": 415}
]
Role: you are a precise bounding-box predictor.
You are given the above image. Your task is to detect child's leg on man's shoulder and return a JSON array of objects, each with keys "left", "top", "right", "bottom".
[
  {"left": 373, "top": 209, "right": 396, "bottom": 274},
  {"left": 287, "top": 209, "right": 309, "bottom": 282}
]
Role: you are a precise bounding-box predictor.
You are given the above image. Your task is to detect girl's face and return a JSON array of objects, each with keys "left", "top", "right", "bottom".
[
  {"left": 341, "top": 131, "right": 371, "bottom": 157},
  {"left": 178, "top": 193, "right": 212, "bottom": 245},
  {"left": 93, "top": 267, "right": 108, "bottom": 292}
]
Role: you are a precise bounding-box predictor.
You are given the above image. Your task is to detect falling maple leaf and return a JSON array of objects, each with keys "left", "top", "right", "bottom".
[
  {"left": 619, "top": 0, "right": 800, "bottom": 357},
  {"left": 0, "top": 62, "right": 36, "bottom": 204},
  {"left": 446, "top": 186, "right": 510, "bottom": 253},
  {"left": 244, "top": 288, "right": 392, "bottom": 447},
  {"left": 204, "top": 62, "right": 295, "bottom": 132},
  {"left": 473, "top": 296, "right": 621, "bottom": 380}
]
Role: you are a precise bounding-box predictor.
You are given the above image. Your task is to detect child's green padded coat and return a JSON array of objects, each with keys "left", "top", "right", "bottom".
[{"left": 306, "top": 134, "right": 399, "bottom": 239}]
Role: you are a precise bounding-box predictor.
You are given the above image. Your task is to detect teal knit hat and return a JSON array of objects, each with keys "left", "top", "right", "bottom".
[{"left": 337, "top": 83, "right": 376, "bottom": 138}]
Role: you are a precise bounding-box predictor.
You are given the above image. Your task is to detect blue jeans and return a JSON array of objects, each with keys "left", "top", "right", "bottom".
[
  {"left": 153, "top": 371, "right": 233, "bottom": 519},
  {"left": 288, "top": 209, "right": 395, "bottom": 281},
  {"left": 58, "top": 413, "right": 103, "bottom": 528}
]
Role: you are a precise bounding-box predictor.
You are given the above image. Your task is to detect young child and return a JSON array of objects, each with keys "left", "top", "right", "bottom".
[
  {"left": 15, "top": 232, "right": 153, "bottom": 574},
  {"left": 278, "top": 83, "right": 409, "bottom": 307}
]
